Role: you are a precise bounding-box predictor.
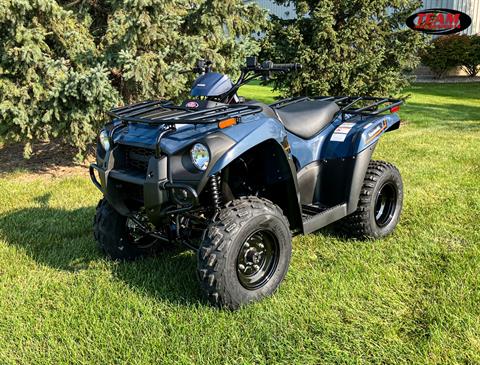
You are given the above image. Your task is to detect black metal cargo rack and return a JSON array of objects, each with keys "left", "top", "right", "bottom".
[
  {"left": 108, "top": 100, "right": 263, "bottom": 125},
  {"left": 270, "top": 96, "right": 403, "bottom": 121}
]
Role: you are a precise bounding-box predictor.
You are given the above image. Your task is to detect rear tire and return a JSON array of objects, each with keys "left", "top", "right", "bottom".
[
  {"left": 94, "top": 199, "right": 159, "bottom": 260},
  {"left": 339, "top": 160, "right": 403, "bottom": 239},
  {"left": 197, "top": 196, "right": 292, "bottom": 310}
]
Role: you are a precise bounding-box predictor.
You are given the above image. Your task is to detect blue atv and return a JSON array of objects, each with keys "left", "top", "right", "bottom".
[{"left": 90, "top": 57, "right": 404, "bottom": 309}]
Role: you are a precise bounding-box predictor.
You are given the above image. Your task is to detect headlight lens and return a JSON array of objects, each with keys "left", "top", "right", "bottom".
[
  {"left": 190, "top": 143, "right": 210, "bottom": 171},
  {"left": 99, "top": 130, "right": 110, "bottom": 151}
]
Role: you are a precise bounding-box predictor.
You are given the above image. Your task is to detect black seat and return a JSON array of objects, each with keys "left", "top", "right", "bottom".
[
  {"left": 273, "top": 99, "right": 340, "bottom": 139},
  {"left": 244, "top": 100, "right": 278, "bottom": 119}
]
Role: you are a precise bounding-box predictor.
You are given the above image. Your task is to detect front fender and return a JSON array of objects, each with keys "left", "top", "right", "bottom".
[
  {"left": 210, "top": 116, "right": 303, "bottom": 232},
  {"left": 210, "top": 116, "right": 288, "bottom": 175}
]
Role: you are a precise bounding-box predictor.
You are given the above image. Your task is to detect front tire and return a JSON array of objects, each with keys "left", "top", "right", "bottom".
[
  {"left": 94, "top": 199, "right": 159, "bottom": 260},
  {"left": 197, "top": 197, "right": 292, "bottom": 309},
  {"left": 339, "top": 160, "right": 403, "bottom": 239}
]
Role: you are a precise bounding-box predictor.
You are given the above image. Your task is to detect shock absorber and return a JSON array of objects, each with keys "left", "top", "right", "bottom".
[{"left": 210, "top": 174, "right": 222, "bottom": 210}]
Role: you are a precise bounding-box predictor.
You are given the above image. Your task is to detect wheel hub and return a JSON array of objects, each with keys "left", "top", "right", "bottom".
[
  {"left": 374, "top": 182, "right": 398, "bottom": 227},
  {"left": 236, "top": 230, "right": 279, "bottom": 290}
]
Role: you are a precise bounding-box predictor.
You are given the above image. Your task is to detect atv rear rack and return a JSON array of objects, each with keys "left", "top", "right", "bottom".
[
  {"left": 270, "top": 96, "right": 403, "bottom": 121},
  {"left": 108, "top": 100, "right": 263, "bottom": 125}
]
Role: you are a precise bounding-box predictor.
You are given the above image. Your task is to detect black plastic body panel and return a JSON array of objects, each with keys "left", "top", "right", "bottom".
[
  {"left": 144, "top": 156, "right": 169, "bottom": 224},
  {"left": 297, "top": 162, "right": 321, "bottom": 205},
  {"left": 296, "top": 144, "right": 376, "bottom": 233},
  {"left": 296, "top": 144, "right": 375, "bottom": 210}
]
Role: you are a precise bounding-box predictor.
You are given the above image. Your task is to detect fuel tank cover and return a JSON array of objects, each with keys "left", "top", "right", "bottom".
[{"left": 191, "top": 72, "right": 233, "bottom": 97}]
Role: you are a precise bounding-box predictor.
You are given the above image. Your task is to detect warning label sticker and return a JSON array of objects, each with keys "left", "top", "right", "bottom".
[
  {"left": 330, "top": 133, "right": 347, "bottom": 142},
  {"left": 335, "top": 126, "right": 352, "bottom": 134},
  {"left": 330, "top": 122, "right": 355, "bottom": 142}
]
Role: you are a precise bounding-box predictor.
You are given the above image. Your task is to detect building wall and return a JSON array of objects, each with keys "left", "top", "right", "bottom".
[
  {"left": 253, "top": 0, "right": 296, "bottom": 19},
  {"left": 254, "top": 0, "right": 479, "bottom": 35}
]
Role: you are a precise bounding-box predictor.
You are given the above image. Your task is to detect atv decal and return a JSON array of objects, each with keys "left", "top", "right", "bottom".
[
  {"left": 366, "top": 120, "right": 388, "bottom": 143},
  {"left": 331, "top": 122, "right": 355, "bottom": 142},
  {"left": 186, "top": 101, "right": 199, "bottom": 108}
]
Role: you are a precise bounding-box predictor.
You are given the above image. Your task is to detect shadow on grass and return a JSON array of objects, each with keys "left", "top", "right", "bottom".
[
  {"left": 403, "top": 102, "right": 480, "bottom": 130},
  {"left": 404, "top": 83, "right": 480, "bottom": 101},
  {"left": 0, "top": 201, "right": 202, "bottom": 307}
]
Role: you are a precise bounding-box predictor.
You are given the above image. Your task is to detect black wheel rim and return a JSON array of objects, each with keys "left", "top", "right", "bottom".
[
  {"left": 374, "top": 182, "right": 397, "bottom": 227},
  {"left": 236, "top": 230, "right": 279, "bottom": 290}
]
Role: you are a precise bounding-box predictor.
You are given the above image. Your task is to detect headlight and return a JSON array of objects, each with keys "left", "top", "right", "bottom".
[
  {"left": 190, "top": 143, "right": 210, "bottom": 171},
  {"left": 99, "top": 130, "right": 110, "bottom": 151}
]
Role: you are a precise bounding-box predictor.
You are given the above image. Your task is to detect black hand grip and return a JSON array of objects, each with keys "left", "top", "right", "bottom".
[{"left": 270, "top": 63, "right": 302, "bottom": 71}]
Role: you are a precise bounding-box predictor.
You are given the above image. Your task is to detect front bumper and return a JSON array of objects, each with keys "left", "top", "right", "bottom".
[{"left": 90, "top": 155, "right": 198, "bottom": 224}]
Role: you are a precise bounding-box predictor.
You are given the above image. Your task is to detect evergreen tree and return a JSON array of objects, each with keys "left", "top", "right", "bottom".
[
  {"left": 262, "top": 0, "right": 427, "bottom": 97},
  {"left": 0, "top": 0, "right": 266, "bottom": 159}
]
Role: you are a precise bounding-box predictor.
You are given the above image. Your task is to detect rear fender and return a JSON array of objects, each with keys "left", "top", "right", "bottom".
[
  {"left": 321, "top": 113, "right": 401, "bottom": 160},
  {"left": 319, "top": 113, "right": 401, "bottom": 214}
]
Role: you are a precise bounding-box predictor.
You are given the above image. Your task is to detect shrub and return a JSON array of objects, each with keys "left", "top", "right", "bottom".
[
  {"left": 0, "top": 0, "right": 266, "bottom": 160},
  {"left": 261, "top": 0, "right": 428, "bottom": 97},
  {"left": 421, "top": 35, "right": 468, "bottom": 78},
  {"left": 421, "top": 35, "right": 480, "bottom": 78},
  {"left": 462, "top": 35, "right": 480, "bottom": 77}
]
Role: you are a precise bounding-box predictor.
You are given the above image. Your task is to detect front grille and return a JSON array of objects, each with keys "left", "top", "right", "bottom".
[
  {"left": 123, "top": 146, "right": 155, "bottom": 172},
  {"left": 110, "top": 177, "right": 144, "bottom": 207}
]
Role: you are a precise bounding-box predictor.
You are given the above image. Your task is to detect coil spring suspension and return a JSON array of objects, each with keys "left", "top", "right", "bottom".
[{"left": 210, "top": 174, "right": 222, "bottom": 210}]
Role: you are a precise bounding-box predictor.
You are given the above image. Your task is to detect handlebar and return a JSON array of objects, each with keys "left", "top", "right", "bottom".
[
  {"left": 264, "top": 61, "right": 302, "bottom": 71},
  {"left": 183, "top": 58, "right": 302, "bottom": 75},
  {"left": 242, "top": 59, "right": 302, "bottom": 73},
  {"left": 181, "top": 57, "right": 302, "bottom": 103}
]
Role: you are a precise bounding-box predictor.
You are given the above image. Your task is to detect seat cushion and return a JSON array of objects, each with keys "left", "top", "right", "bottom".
[
  {"left": 273, "top": 99, "right": 340, "bottom": 139},
  {"left": 244, "top": 100, "right": 278, "bottom": 119}
]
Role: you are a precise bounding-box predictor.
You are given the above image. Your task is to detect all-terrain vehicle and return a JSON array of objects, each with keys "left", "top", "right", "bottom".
[{"left": 90, "top": 57, "right": 404, "bottom": 309}]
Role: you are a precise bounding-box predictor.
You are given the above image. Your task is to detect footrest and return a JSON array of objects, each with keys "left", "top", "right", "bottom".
[
  {"left": 301, "top": 204, "right": 328, "bottom": 219},
  {"left": 302, "top": 203, "right": 347, "bottom": 234}
]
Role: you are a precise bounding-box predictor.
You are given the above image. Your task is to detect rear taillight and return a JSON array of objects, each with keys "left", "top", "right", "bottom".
[{"left": 390, "top": 105, "right": 400, "bottom": 113}]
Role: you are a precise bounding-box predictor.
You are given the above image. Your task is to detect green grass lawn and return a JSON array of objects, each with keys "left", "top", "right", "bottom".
[{"left": 0, "top": 83, "right": 479, "bottom": 364}]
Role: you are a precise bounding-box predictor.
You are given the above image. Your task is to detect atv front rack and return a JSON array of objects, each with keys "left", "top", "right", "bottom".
[
  {"left": 270, "top": 96, "right": 403, "bottom": 121},
  {"left": 108, "top": 100, "right": 263, "bottom": 125}
]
